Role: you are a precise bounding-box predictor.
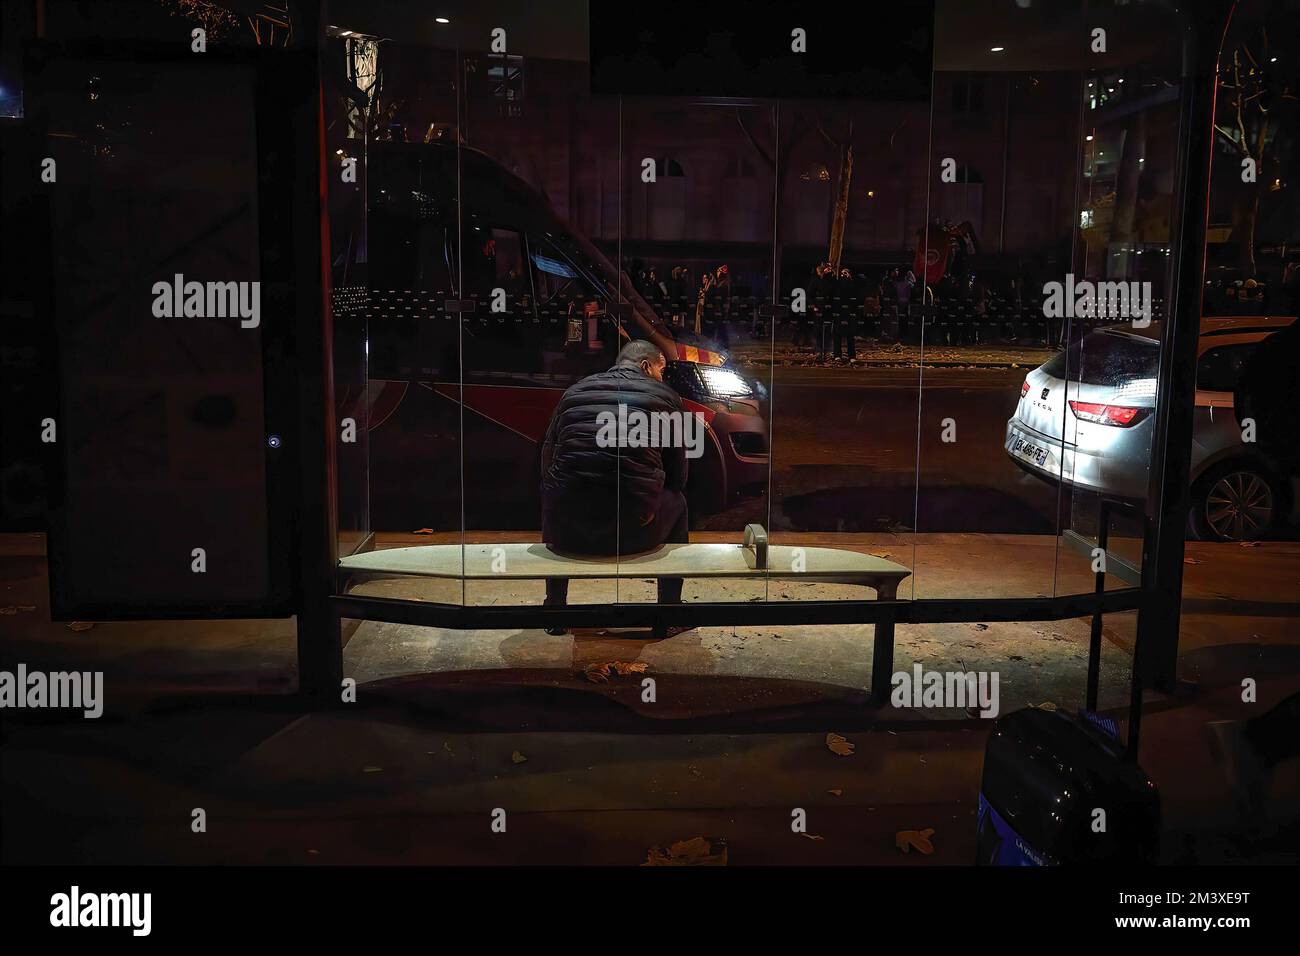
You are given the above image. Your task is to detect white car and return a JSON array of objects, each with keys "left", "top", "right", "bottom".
[{"left": 1005, "top": 315, "right": 1297, "bottom": 541}]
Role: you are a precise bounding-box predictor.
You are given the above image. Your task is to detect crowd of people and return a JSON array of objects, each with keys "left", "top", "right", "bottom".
[
  {"left": 625, "top": 255, "right": 1035, "bottom": 361},
  {"left": 628, "top": 260, "right": 748, "bottom": 348}
]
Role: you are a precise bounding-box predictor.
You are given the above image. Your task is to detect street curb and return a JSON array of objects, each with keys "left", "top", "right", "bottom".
[{"left": 735, "top": 358, "right": 1043, "bottom": 370}]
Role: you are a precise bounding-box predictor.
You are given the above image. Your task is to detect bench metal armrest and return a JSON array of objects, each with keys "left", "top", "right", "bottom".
[{"left": 743, "top": 523, "right": 768, "bottom": 570}]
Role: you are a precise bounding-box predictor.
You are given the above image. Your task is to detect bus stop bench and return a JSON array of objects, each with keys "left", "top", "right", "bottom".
[{"left": 339, "top": 525, "right": 912, "bottom": 699}]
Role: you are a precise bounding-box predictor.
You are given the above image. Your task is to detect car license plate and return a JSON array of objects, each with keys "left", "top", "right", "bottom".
[{"left": 1009, "top": 432, "right": 1050, "bottom": 468}]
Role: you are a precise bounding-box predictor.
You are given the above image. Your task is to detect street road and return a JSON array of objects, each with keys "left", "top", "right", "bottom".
[
  {"left": 370, "top": 363, "right": 1123, "bottom": 538},
  {"left": 702, "top": 364, "right": 1080, "bottom": 535}
]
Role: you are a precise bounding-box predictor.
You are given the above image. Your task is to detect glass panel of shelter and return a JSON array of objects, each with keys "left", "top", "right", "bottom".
[
  {"left": 355, "top": 35, "right": 466, "bottom": 605},
  {"left": 327, "top": 28, "right": 375, "bottom": 562},
  {"left": 456, "top": 16, "right": 622, "bottom": 611},
  {"left": 912, "top": 9, "right": 1076, "bottom": 601},
  {"left": 329, "top": 0, "right": 1201, "bottom": 622},
  {"left": 611, "top": 97, "right": 779, "bottom": 608},
  {"left": 756, "top": 95, "right": 926, "bottom": 603},
  {"left": 1054, "top": 4, "right": 1186, "bottom": 597}
]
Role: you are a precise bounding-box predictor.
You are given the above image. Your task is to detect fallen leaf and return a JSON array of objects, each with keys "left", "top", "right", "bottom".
[
  {"left": 511, "top": 750, "right": 527, "bottom": 764},
  {"left": 1183, "top": 556, "right": 1200, "bottom": 565},
  {"left": 1038, "top": 701, "right": 1057, "bottom": 711},
  {"left": 583, "top": 661, "right": 648, "bottom": 682},
  {"left": 895, "top": 828, "right": 936, "bottom": 855},
  {"left": 66, "top": 622, "right": 95, "bottom": 632},
  {"left": 826, "top": 732, "right": 855, "bottom": 756},
  {"left": 1239, "top": 541, "right": 1262, "bottom": 548},
  {"left": 800, "top": 833, "right": 825, "bottom": 841},
  {"left": 643, "top": 836, "right": 728, "bottom": 866},
  {"left": 412, "top": 528, "right": 435, "bottom": 535},
  {"left": 828, "top": 788, "right": 843, "bottom": 796}
]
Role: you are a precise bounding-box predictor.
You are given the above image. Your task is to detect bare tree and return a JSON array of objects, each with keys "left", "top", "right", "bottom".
[
  {"left": 156, "top": 0, "right": 241, "bottom": 37},
  {"left": 736, "top": 107, "right": 865, "bottom": 286},
  {"left": 1213, "top": 30, "right": 1297, "bottom": 275},
  {"left": 812, "top": 118, "right": 854, "bottom": 273},
  {"left": 157, "top": 1, "right": 293, "bottom": 46}
]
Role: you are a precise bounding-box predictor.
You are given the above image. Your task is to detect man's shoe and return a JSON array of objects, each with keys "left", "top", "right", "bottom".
[
  {"left": 651, "top": 623, "right": 694, "bottom": 640},
  {"left": 542, "top": 600, "right": 566, "bottom": 636}
]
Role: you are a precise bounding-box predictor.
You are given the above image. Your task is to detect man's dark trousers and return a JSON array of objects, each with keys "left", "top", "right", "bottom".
[{"left": 543, "top": 489, "right": 689, "bottom": 606}]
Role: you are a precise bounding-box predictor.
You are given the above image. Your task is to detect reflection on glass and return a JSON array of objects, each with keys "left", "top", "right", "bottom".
[
  {"left": 329, "top": 0, "right": 1208, "bottom": 621},
  {"left": 455, "top": 42, "right": 625, "bottom": 609},
  {"left": 607, "top": 98, "right": 777, "bottom": 608},
  {"left": 751, "top": 97, "right": 922, "bottom": 605},
  {"left": 914, "top": 59, "right": 1073, "bottom": 598},
  {"left": 1190, "top": 0, "right": 1300, "bottom": 544},
  {"left": 331, "top": 34, "right": 467, "bottom": 605},
  {"left": 1058, "top": 21, "right": 1184, "bottom": 592}
]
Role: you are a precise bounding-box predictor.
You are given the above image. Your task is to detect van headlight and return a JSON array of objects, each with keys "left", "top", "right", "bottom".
[
  {"left": 696, "top": 365, "right": 754, "bottom": 399},
  {"left": 665, "top": 361, "right": 761, "bottom": 405}
]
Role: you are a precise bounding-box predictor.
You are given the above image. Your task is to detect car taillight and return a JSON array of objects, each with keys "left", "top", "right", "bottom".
[
  {"left": 1069, "top": 400, "right": 1146, "bottom": 427},
  {"left": 1020, "top": 379, "right": 1030, "bottom": 397}
]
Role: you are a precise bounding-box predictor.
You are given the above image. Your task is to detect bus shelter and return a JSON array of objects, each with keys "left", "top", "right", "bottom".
[{"left": 31, "top": 0, "right": 1242, "bottom": 741}]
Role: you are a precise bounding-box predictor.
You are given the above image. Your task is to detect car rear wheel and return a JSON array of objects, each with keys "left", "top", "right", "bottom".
[{"left": 1190, "top": 463, "right": 1282, "bottom": 541}]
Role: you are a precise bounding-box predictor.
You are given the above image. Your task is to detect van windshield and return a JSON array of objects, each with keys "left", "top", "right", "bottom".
[{"left": 543, "top": 221, "right": 682, "bottom": 355}]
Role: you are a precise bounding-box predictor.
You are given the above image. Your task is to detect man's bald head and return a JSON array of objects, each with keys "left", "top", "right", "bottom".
[{"left": 618, "top": 340, "right": 666, "bottom": 382}]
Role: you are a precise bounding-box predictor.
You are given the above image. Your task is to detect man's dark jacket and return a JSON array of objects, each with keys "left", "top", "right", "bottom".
[{"left": 541, "top": 363, "right": 688, "bottom": 551}]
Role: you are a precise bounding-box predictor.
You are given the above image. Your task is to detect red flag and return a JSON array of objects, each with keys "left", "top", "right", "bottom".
[{"left": 913, "top": 224, "right": 950, "bottom": 285}]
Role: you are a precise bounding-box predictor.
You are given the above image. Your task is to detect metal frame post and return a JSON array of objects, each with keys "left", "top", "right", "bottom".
[
  {"left": 288, "top": 0, "right": 343, "bottom": 701},
  {"left": 1136, "top": 2, "right": 1232, "bottom": 691}
]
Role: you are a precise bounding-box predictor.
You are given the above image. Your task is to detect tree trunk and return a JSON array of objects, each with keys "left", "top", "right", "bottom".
[
  {"left": 1242, "top": 183, "right": 1261, "bottom": 276},
  {"left": 828, "top": 140, "right": 853, "bottom": 273},
  {"left": 1110, "top": 115, "right": 1145, "bottom": 249}
]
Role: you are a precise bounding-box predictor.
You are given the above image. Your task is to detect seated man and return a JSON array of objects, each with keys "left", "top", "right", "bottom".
[{"left": 540, "top": 340, "right": 689, "bottom": 635}]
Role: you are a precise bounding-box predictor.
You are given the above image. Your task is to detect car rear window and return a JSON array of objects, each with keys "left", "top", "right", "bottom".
[
  {"left": 1196, "top": 343, "right": 1258, "bottom": 392},
  {"left": 1041, "top": 332, "right": 1159, "bottom": 386}
]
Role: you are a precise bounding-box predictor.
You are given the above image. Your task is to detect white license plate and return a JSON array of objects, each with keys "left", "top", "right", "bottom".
[{"left": 1008, "top": 431, "right": 1051, "bottom": 468}]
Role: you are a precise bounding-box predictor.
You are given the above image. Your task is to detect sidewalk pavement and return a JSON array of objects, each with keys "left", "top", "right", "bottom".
[
  {"left": 726, "top": 338, "right": 1059, "bottom": 369},
  {"left": 2, "top": 531, "right": 1298, "bottom": 864}
]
